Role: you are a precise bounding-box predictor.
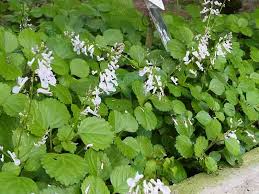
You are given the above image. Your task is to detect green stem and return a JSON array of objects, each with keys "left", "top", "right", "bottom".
[{"left": 17, "top": 72, "right": 35, "bottom": 156}]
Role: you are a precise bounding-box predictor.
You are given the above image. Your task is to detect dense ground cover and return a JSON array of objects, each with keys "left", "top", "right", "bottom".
[{"left": 0, "top": 0, "right": 258, "bottom": 193}]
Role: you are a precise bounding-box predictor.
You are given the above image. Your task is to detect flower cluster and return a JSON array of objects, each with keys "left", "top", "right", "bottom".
[
  {"left": 64, "top": 31, "right": 95, "bottom": 57},
  {"left": 201, "top": 0, "right": 224, "bottom": 22},
  {"left": 27, "top": 43, "right": 56, "bottom": 95},
  {"left": 34, "top": 130, "right": 49, "bottom": 147},
  {"left": 211, "top": 32, "right": 232, "bottom": 64},
  {"left": 20, "top": 16, "right": 33, "bottom": 30},
  {"left": 225, "top": 130, "right": 240, "bottom": 143},
  {"left": 139, "top": 61, "right": 165, "bottom": 99},
  {"left": 0, "top": 146, "right": 21, "bottom": 166},
  {"left": 245, "top": 130, "right": 257, "bottom": 143},
  {"left": 12, "top": 76, "right": 29, "bottom": 94},
  {"left": 184, "top": 30, "right": 211, "bottom": 72},
  {"left": 82, "top": 43, "right": 125, "bottom": 116},
  {"left": 127, "top": 172, "right": 170, "bottom": 194}
]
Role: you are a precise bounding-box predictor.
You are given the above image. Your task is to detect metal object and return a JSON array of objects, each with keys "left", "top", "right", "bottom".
[{"left": 145, "top": 0, "right": 171, "bottom": 50}]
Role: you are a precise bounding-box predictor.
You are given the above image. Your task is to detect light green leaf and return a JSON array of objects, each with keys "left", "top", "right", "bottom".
[
  {"left": 41, "top": 153, "right": 87, "bottom": 186},
  {"left": 70, "top": 58, "right": 89, "bottom": 78},
  {"left": 150, "top": 96, "right": 173, "bottom": 112},
  {"left": 172, "top": 26, "right": 193, "bottom": 44},
  {"left": 205, "top": 119, "right": 222, "bottom": 140},
  {"left": 175, "top": 135, "right": 193, "bottom": 158},
  {"left": 129, "top": 45, "right": 145, "bottom": 64},
  {"left": 168, "top": 39, "right": 186, "bottom": 60},
  {"left": 81, "top": 176, "right": 109, "bottom": 194},
  {"left": 1, "top": 162, "right": 21, "bottom": 176},
  {"left": 225, "top": 138, "right": 240, "bottom": 156},
  {"left": 194, "top": 136, "right": 208, "bottom": 158},
  {"left": 78, "top": 117, "right": 114, "bottom": 150},
  {"left": 172, "top": 100, "right": 186, "bottom": 114},
  {"left": 209, "top": 78, "right": 225, "bottom": 95},
  {"left": 3, "top": 31, "right": 18, "bottom": 53},
  {"left": 0, "top": 173, "right": 38, "bottom": 194},
  {"left": 251, "top": 47, "right": 259, "bottom": 62},
  {"left": 250, "top": 72, "right": 259, "bottom": 84},
  {"left": 110, "top": 165, "right": 135, "bottom": 194},
  {"left": 115, "top": 137, "right": 140, "bottom": 159},
  {"left": 223, "top": 103, "right": 235, "bottom": 117},
  {"left": 134, "top": 106, "right": 157, "bottom": 131},
  {"left": 2, "top": 94, "right": 28, "bottom": 117},
  {"left": 225, "top": 89, "right": 238, "bottom": 105},
  {"left": 52, "top": 84, "right": 72, "bottom": 104},
  {"left": 84, "top": 149, "right": 111, "bottom": 180},
  {"left": 136, "top": 136, "right": 153, "bottom": 158},
  {"left": 196, "top": 111, "right": 212, "bottom": 126},
  {"left": 18, "top": 29, "right": 40, "bottom": 50},
  {"left": 52, "top": 57, "right": 70, "bottom": 75},
  {"left": 132, "top": 80, "right": 147, "bottom": 106},
  {"left": 0, "top": 83, "right": 10, "bottom": 105},
  {"left": 246, "top": 90, "right": 259, "bottom": 108},
  {"left": 57, "top": 126, "right": 75, "bottom": 141},
  {"left": 205, "top": 156, "right": 218, "bottom": 173},
  {"left": 103, "top": 29, "right": 123, "bottom": 45}
]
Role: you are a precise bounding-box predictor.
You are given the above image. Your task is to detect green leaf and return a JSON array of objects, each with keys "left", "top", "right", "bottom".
[
  {"left": 129, "top": 45, "right": 145, "bottom": 64},
  {"left": 209, "top": 78, "right": 225, "bottom": 95},
  {"left": 246, "top": 90, "right": 259, "bottom": 108},
  {"left": 250, "top": 47, "right": 259, "bottom": 62},
  {"left": 132, "top": 80, "right": 147, "bottom": 106},
  {"left": 103, "top": 29, "right": 123, "bottom": 45},
  {"left": 28, "top": 98, "right": 70, "bottom": 136},
  {"left": 57, "top": 126, "right": 75, "bottom": 141},
  {"left": 84, "top": 149, "right": 111, "bottom": 180},
  {"left": 109, "top": 110, "right": 138, "bottom": 133},
  {"left": 81, "top": 176, "right": 109, "bottom": 194},
  {"left": 172, "top": 100, "right": 186, "bottom": 114},
  {"left": 168, "top": 39, "right": 186, "bottom": 60},
  {"left": 223, "top": 103, "right": 235, "bottom": 117},
  {"left": 78, "top": 117, "right": 114, "bottom": 150},
  {"left": 150, "top": 96, "right": 173, "bottom": 112},
  {"left": 0, "top": 83, "right": 10, "bottom": 105},
  {"left": 18, "top": 29, "right": 39, "bottom": 50},
  {"left": 225, "top": 138, "right": 240, "bottom": 156},
  {"left": 115, "top": 137, "right": 140, "bottom": 159},
  {"left": 196, "top": 111, "right": 212, "bottom": 126},
  {"left": 52, "top": 57, "right": 70, "bottom": 75},
  {"left": 52, "top": 84, "right": 72, "bottom": 104},
  {"left": 3, "top": 31, "right": 18, "bottom": 53},
  {"left": 1, "top": 162, "right": 21, "bottom": 176},
  {"left": 174, "top": 117, "right": 194, "bottom": 137},
  {"left": 175, "top": 135, "right": 193, "bottom": 158},
  {"left": 70, "top": 58, "right": 90, "bottom": 78},
  {"left": 172, "top": 26, "right": 193, "bottom": 44},
  {"left": 205, "top": 156, "right": 218, "bottom": 173},
  {"left": 2, "top": 94, "right": 28, "bottom": 117},
  {"left": 136, "top": 136, "right": 153, "bottom": 158},
  {"left": 250, "top": 72, "right": 259, "bottom": 84},
  {"left": 134, "top": 106, "right": 157, "bottom": 131},
  {"left": 0, "top": 52, "right": 21, "bottom": 80},
  {"left": 41, "top": 153, "right": 87, "bottom": 186},
  {"left": 194, "top": 136, "right": 208, "bottom": 158},
  {"left": 205, "top": 119, "right": 222, "bottom": 140},
  {"left": 110, "top": 165, "right": 136, "bottom": 194},
  {"left": 0, "top": 173, "right": 38, "bottom": 194},
  {"left": 225, "top": 89, "right": 238, "bottom": 105}
]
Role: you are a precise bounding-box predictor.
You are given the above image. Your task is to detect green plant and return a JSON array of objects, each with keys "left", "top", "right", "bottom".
[{"left": 0, "top": 0, "right": 258, "bottom": 193}]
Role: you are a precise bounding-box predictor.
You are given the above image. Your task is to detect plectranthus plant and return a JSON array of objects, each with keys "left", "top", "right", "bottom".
[{"left": 0, "top": 0, "right": 258, "bottom": 193}]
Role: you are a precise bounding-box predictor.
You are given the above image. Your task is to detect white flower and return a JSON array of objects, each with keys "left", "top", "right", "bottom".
[
  {"left": 245, "top": 131, "right": 257, "bottom": 143},
  {"left": 200, "top": 0, "right": 225, "bottom": 22},
  {"left": 189, "top": 69, "right": 197, "bottom": 77},
  {"left": 34, "top": 131, "right": 49, "bottom": 147},
  {"left": 170, "top": 76, "right": 178, "bottom": 85},
  {"left": 0, "top": 154, "right": 4, "bottom": 162},
  {"left": 27, "top": 57, "right": 35, "bottom": 66},
  {"left": 12, "top": 76, "right": 29, "bottom": 94},
  {"left": 0, "top": 146, "right": 3, "bottom": 151},
  {"left": 143, "top": 179, "right": 171, "bottom": 194},
  {"left": 225, "top": 130, "right": 240, "bottom": 143},
  {"left": 81, "top": 106, "right": 100, "bottom": 117},
  {"left": 85, "top": 185, "right": 90, "bottom": 194},
  {"left": 183, "top": 51, "right": 191, "bottom": 65},
  {"left": 37, "top": 88, "right": 53, "bottom": 96},
  {"left": 91, "top": 70, "right": 98, "bottom": 75},
  {"left": 97, "top": 56, "right": 105, "bottom": 61},
  {"left": 127, "top": 172, "right": 144, "bottom": 193},
  {"left": 139, "top": 61, "right": 164, "bottom": 99},
  {"left": 36, "top": 60, "right": 56, "bottom": 89},
  {"left": 84, "top": 144, "right": 94, "bottom": 150},
  {"left": 7, "top": 151, "right": 20, "bottom": 166}
]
